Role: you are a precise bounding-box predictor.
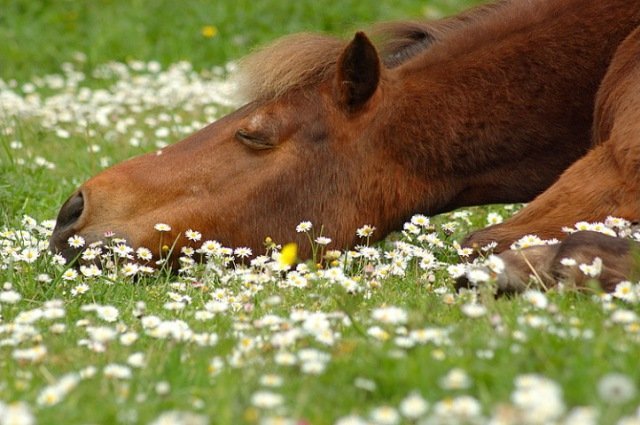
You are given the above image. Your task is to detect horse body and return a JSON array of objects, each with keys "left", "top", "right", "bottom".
[
  {"left": 388, "top": 0, "right": 640, "bottom": 211},
  {"left": 50, "top": 0, "right": 640, "bottom": 290},
  {"left": 472, "top": 25, "right": 640, "bottom": 291}
]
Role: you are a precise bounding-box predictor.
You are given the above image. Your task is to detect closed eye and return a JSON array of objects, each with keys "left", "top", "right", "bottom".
[{"left": 235, "top": 129, "right": 275, "bottom": 150}]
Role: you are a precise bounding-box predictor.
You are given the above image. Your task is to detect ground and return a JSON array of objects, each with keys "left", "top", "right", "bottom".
[{"left": 1, "top": 1, "right": 640, "bottom": 424}]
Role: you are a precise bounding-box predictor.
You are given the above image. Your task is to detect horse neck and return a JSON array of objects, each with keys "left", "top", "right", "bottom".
[{"left": 381, "top": 0, "right": 640, "bottom": 214}]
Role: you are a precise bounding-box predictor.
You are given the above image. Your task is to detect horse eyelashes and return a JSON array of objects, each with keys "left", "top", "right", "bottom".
[{"left": 235, "top": 129, "right": 275, "bottom": 150}]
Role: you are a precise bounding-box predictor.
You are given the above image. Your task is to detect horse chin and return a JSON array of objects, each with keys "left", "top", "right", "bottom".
[
  {"left": 48, "top": 243, "right": 83, "bottom": 265},
  {"left": 49, "top": 226, "right": 135, "bottom": 264}
]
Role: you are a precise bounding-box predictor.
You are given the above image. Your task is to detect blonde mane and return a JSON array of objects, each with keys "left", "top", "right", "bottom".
[
  {"left": 234, "top": 33, "right": 346, "bottom": 103},
  {"left": 233, "top": 0, "right": 575, "bottom": 103}
]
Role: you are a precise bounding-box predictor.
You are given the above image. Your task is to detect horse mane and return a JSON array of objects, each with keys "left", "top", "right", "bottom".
[
  {"left": 234, "top": 0, "right": 573, "bottom": 103},
  {"left": 370, "top": 1, "right": 510, "bottom": 67},
  {"left": 234, "top": 33, "right": 345, "bottom": 103}
]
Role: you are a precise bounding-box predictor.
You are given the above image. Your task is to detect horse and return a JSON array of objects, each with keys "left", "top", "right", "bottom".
[{"left": 50, "top": 0, "right": 640, "bottom": 291}]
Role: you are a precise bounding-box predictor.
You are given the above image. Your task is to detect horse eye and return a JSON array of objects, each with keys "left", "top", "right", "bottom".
[{"left": 235, "top": 129, "right": 275, "bottom": 150}]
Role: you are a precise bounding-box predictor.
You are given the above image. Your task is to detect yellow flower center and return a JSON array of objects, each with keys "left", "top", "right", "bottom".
[{"left": 201, "top": 25, "right": 218, "bottom": 38}]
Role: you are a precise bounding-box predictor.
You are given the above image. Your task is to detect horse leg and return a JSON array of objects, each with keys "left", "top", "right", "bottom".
[
  {"left": 547, "top": 231, "right": 639, "bottom": 292},
  {"left": 456, "top": 244, "right": 560, "bottom": 294},
  {"left": 461, "top": 231, "right": 640, "bottom": 293},
  {"left": 462, "top": 142, "right": 639, "bottom": 252}
]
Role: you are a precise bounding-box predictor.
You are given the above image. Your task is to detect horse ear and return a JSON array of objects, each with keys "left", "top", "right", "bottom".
[{"left": 336, "top": 32, "right": 381, "bottom": 110}]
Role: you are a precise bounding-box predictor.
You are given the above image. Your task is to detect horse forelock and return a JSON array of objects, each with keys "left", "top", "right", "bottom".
[
  {"left": 232, "top": 24, "right": 449, "bottom": 104},
  {"left": 234, "top": 34, "right": 346, "bottom": 104},
  {"left": 232, "top": 26, "right": 440, "bottom": 104}
]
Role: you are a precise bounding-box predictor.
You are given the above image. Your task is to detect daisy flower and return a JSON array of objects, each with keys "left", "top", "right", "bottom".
[
  {"left": 136, "top": 247, "right": 153, "bottom": 261},
  {"left": 103, "top": 364, "right": 132, "bottom": 380},
  {"left": 154, "top": 223, "right": 171, "bottom": 232},
  {"left": 399, "top": 392, "right": 429, "bottom": 419},
  {"left": 356, "top": 225, "right": 376, "bottom": 238},
  {"left": 80, "top": 264, "right": 101, "bottom": 278},
  {"left": 199, "top": 240, "right": 221, "bottom": 256},
  {"left": 67, "top": 235, "right": 85, "bottom": 248},
  {"left": 440, "top": 368, "right": 472, "bottom": 390},
  {"left": 598, "top": 373, "right": 637, "bottom": 404},
  {"left": 121, "top": 262, "right": 139, "bottom": 277},
  {"left": 234, "top": 247, "right": 252, "bottom": 258},
  {"left": 613, "top": 281, "right": 638, "bottom": 303},
  {"left": 20, "top": 247, "right": 39, "bottom": 263},
  {"left": 522, "top": 290, "right": 549, "bottom": 309},
  {"left": 61, "top": 269, "right": 78, "bottom": 281},
  {"left": 315, "top": 236, "right": 332, "bottom": 245},
  {"left": 250, "top": 391, "right": 283, "bottom": 409},
  {"left": 112, "top": 244, "right": 133, "bottom": 257},
  {"left": 81, "top": 248, "right": 101, "bottom": 261},
  {"left": 296, "top": 221, "right": 312, "bottom": 233},
  {"left": 371, "top": 306, "right": 408, "bottom": 325},
  {"left": 370, "top": 406, "right": 400, "bottom": 425},
  {"left": 185, "top": 229, "right": 202, "bottom": 241},
  {"left": 486, "top": 212, "right": 503, "bottom": 225},
  {"left": 71, "top": 283, "right": 90, "bottom": 296},
  {"left": 461, "top": 303, "right": 487, "bottom": 318},
  {"left": 578, "top": 257, "right": 602, "bottom": 278}
]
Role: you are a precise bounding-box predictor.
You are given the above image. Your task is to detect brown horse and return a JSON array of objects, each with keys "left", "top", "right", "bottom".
[{"left": 50, "top": 0, "right": 640, "bottom": 290}]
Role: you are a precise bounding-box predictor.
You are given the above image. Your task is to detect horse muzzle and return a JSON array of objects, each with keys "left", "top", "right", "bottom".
[{"left": 49, "top": 191, "right": 86, "bottom": 261}]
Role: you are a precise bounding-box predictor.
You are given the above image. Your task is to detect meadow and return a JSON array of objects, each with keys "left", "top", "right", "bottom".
[{"left": 2, "top": 0, "right": 640, "bottom": 424}]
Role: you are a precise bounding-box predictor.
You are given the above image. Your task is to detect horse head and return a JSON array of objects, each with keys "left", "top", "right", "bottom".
[{"left": 49, "top": 33, "right": 431, "bottom": 262}]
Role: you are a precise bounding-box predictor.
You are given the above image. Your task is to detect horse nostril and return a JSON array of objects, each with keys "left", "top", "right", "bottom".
[{"left": 55, "top": 191, "right": 85, "bottom": 230}]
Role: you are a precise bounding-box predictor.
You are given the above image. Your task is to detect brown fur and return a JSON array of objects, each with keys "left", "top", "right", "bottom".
[
  {"left": 464, "top": 24, "right": 640, "bottom": 252},
  {"left": 51, "top": 0, "right": 640, "bottom": 291}
]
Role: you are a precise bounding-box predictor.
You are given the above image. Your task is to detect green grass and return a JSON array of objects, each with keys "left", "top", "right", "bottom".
[
  {"left": 2, "top": 1, "right": 640, "bottom": 424},
  {"left": 0, "top": 0, "right": 482, "bottom": 81}
]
